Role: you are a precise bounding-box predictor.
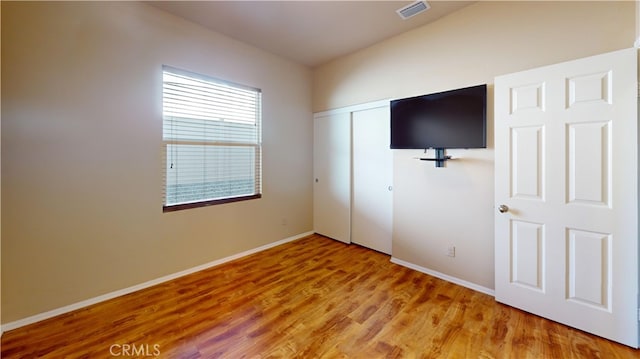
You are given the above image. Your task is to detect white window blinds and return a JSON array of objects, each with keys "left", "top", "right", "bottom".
[{"left": 162, "top": 66, "right": 262, "bottom": 211}]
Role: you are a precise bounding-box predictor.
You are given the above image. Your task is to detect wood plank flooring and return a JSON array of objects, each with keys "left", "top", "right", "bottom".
[{"left": 2, "top": 234, "right": 638, "bottom": 358}]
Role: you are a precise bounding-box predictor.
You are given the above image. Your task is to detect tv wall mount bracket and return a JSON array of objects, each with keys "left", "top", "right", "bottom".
[{"left": 419, "top": 148, "right": 453, "bottom": 168}]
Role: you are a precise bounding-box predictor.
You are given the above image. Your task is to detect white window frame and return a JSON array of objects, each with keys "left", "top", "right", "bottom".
[{"left": 162, "top": 66, "right": 262, "bottom": 212}]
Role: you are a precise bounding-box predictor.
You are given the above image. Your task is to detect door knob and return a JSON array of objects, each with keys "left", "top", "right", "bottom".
[{"left": 498, "top": 204, "right": 509, "bottom": 213}]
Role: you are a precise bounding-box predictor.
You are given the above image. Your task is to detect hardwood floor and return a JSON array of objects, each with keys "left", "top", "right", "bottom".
[{"left": 2, "top": 234, "right": 638, "bottom": 358}]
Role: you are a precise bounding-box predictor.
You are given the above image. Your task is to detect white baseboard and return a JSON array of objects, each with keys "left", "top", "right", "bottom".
[
  {"left": 390, "top": 257, "right": 495, "bottom": 297},
  {"left": 1, "top": 231, "right": 314, "bottom": 333}
]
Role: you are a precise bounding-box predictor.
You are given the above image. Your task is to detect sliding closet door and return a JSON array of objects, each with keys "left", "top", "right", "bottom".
[
  {"left": 352, "top": 105, "right": 393, "bottom": 254},
  {"left": 313, "top": 113, "right": 351, "bottom": 244}
]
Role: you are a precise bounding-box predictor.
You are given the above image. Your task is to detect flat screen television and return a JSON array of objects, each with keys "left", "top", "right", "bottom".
[{"left": 390, "top": 84, "right": 487, "bottom": 149}]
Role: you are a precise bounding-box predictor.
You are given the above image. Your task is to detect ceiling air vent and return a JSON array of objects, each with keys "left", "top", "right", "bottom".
[{"left": 396, "top": 1, "right": 430, "bottom": 20}]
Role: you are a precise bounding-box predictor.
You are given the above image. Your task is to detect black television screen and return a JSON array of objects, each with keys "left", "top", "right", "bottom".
[{"left": 390, "top": 84, "right": 487, "bottom": 149}]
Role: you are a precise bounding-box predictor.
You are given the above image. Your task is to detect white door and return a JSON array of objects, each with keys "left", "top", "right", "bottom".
[
  {"left": 352, "top": 106, "right": 393, "bottom": 254},
  {"left": 495, "top": 48, "right": 638, "bottom": 347},
  {"left": 313, "top": 113, "right": 351, "bottom": 244}
]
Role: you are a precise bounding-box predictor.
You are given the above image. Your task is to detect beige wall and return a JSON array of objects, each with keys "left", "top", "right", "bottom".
[
  {"left": 313, "top": 1, "right": 635, "bottom": 290},
  {"left": 1, "top": 2, "right": 313, "bottom": 323}
]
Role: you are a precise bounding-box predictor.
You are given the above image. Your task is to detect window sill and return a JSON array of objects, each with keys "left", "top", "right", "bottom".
[{"left": 163, "top": 194, "right": 262, "bottom": 212}]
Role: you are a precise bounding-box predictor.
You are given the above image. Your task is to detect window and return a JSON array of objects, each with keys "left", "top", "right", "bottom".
[{"left": 162, "top": 66, "right": 262, "bottom": 212}]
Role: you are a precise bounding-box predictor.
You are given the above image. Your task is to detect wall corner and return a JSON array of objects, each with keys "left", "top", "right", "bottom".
[{"left": 636, "top": 0, "right": 640, "bottom": 48}]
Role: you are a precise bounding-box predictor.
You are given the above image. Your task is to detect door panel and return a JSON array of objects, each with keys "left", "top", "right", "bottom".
[
  {"left": 313, "top": 113, "right": 351, "bottom": 244},
  {"left": 495, "top": 48, "right": 638, "bottom": 347},
  {"left": 511, "top": 125, "right": 544, "bottom": 200},
  {"left": 567, "top": 121, "right": 611, "bottom": 206},
  {"left": 510, "top": 220, "right": 544, "bottom": 291},
  {"left": 566, "top": 228, "right": 611, "bottom": 310},
  {"left": 352, "top": 106, "right": 393, "bottom": 254}
]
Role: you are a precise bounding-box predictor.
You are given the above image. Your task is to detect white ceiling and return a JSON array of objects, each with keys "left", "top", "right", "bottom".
[{"left": 148, "top": 1, "right": 474, "bottom": 67}]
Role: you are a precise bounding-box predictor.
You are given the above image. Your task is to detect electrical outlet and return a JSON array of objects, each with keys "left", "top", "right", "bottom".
[{"left": 447, "top": 246, "right": 456, "bottom": 257}]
